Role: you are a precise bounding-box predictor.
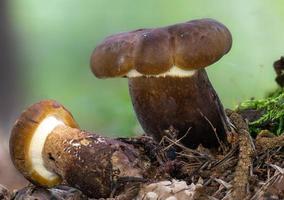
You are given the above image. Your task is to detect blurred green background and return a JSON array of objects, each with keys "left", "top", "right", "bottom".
[{"left": 8, "top": 0, "right": 284, "bottom": 137}]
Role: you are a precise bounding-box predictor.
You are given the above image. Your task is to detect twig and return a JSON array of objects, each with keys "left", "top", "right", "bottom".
[
  {"left": 161, "top": 127, "right": 191, "bottom": 151},
  {"left": 250, "top": 171, "right": 282, "bottom": 200},
  {"left": 227, "top": 112, "right": 255, "bottom": 200},
  {"left": 199, "top": 110, "right": 227, "bottom": 153}
]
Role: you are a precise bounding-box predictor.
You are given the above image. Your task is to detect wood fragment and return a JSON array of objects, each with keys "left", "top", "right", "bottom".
[
  {"left": 256, "top": 130, "right": 284, "bottom": 151},
  {"left": 227, "top": 111, "right": 255, "bottom": 200}
]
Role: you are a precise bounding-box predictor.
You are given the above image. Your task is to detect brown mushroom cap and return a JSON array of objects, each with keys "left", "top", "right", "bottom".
[
  {"left": 91, "top": 18, "right": 232, "bottom": 78},
  {"left": 10, "top": 100, "right": 79, "bottom": 187}
]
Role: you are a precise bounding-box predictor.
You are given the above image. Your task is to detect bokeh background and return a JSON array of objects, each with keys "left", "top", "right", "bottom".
[{"left": 0, "top": 0, "right": 284, "bottom": 189}]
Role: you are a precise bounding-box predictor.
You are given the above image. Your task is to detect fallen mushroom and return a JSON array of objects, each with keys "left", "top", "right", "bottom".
[
  {"left": 10, "top": 100, "right": 148, "bottom": 198},
  {"left": 91, "top": 18, "right": 232, "bottom": 148},
  {"left": 9, "top": 100, "right": 79, "bottom": 188}
]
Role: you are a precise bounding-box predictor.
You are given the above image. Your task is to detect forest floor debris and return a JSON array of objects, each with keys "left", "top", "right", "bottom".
[
  {"left": 3, "top": 108, "right": 284, "bottom": 199},
  {"left": 3, "top": 58, "right": 284, "bottom": 199}
]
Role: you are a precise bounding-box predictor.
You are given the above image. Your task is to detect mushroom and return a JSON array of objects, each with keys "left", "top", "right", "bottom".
[
  {"left": 10, "top": 100, "right": 145, "bottom": 198},
  {"left": 9, "top": 100, "right": 78, "bottom": 187},
  {"left": 90, "top": 18, "right": 232, "bottom": 148}
]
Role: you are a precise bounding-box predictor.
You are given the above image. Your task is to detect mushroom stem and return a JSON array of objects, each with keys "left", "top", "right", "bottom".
[
  {"left": 42, "top": 125, "right": 143, "bottom": 198},
  {"left": 128, "top": 69, "right": 229, "bottom": 148},
  {"left": 9, "top": 100, "right": 146, "bottom": 199}
]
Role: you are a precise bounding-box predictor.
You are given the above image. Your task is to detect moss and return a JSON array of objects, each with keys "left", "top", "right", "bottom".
[{"left": 237, "top": 88, "right": 284, "bottom": 136}]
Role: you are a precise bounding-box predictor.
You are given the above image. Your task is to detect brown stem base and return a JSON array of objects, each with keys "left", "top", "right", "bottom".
[
  {"left": 43, "top": 125, "right": 144, "bottom": 198},
  {"left": 128, "top": 69, "right": 228, "bottom": 148}
]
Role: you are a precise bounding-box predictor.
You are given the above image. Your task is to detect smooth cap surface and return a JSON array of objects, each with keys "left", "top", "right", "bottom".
[
  {"left": 91, "top": 18, "right": 232, "bottom": 78},
  {"left": 10, "top": 100, "right": 79, "bottom": 187}
]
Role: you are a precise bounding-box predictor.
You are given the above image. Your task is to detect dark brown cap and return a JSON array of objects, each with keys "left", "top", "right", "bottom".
[
  {"left": 91, "top": 18, "right": 232, "bottom": 78},
  {"left": 10, "top": 100, "right": 79, "bottom": 187}
]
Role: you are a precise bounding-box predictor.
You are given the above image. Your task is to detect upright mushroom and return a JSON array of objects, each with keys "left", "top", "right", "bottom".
[{"left": 91, "top": 18, "right": 232, "bottom": 148}]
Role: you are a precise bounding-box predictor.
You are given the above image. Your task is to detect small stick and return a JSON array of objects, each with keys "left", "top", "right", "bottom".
[{"left": 227, "top": 112, "right": 255, "bottom": 200}]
